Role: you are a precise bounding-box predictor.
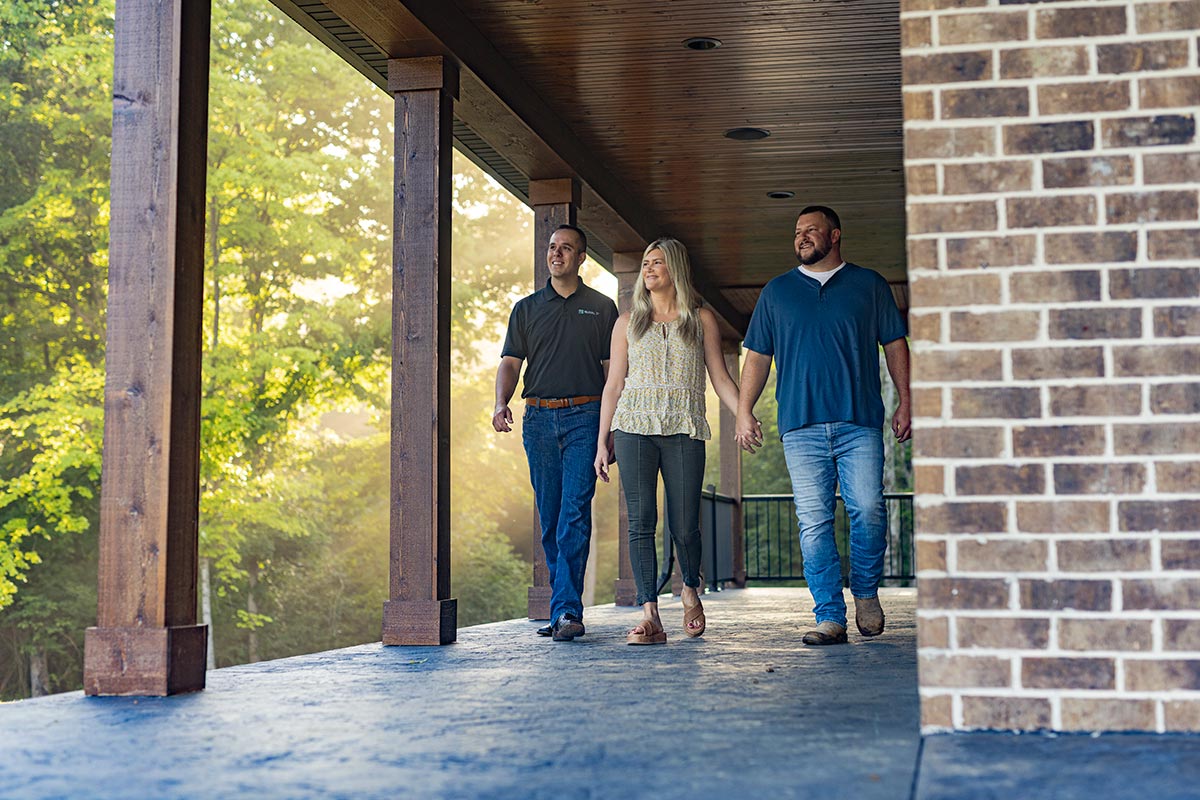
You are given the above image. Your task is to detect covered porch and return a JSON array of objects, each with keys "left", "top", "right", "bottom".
[
  {"left": 8, "top": 588, "right": 1200, "bottom": 798},
  {"left": 48, "top": 0, "right": 1200, "bottom": 773},
  {"left": 9, "top": 588, "right": 922, "bottom": 798},
  {"left": 87, "top": 0, "right": 909, "bottom": 693}
]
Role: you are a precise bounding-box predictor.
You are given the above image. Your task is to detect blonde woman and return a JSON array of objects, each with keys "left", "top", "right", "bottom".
[{"left": 594, "top": 238, "right": 749, "bottom": 644}]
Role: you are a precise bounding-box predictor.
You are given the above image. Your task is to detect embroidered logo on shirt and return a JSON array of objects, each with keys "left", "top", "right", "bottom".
[{"left": 578, "top": 309, "right": 600, "bottom": 316}]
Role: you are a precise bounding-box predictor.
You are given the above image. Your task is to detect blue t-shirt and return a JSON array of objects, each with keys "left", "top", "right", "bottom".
[{"left": 742, "top": 263, "right": 907, "bottom": 435}]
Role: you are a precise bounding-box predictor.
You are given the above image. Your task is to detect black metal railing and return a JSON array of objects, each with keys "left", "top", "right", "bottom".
[
  {"left": 659, "top": 487, "right": 739, "bottom": 594},
  {"left": 742, "top": 492, "right": 915, "bottom": 585}
]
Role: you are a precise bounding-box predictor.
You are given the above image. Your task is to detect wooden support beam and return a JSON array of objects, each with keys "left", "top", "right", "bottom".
[
  {"left": 611, "top": 251, "right": 640, "bottom": 607},
  {"left": 525, "top": 178, "right": 581, "bottom": 620},
  {"left": 528, "top": 178, "right": 581, "bottom": 209},
  {"left": 382, "top": 56, "right": 458, "bottom": 645},
  {"left": 720, "top": 340, "right": 747, "bottom": 588},
  {"left": 83, "top": 0, "right": 211, "bottom": 696}
]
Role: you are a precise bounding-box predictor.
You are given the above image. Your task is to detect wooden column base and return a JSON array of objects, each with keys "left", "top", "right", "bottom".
[
  {"left": 613, "top": 578, "right": 638, "bottom": 606},
  {"left": 83, "top": 624, "right": 207, "bottom": 696},
  {"left": 382, "top": 599, "right": 456, "bottom": 645},
  {"left": 527, "top": 586, "right": 551, "bottom": 620}
]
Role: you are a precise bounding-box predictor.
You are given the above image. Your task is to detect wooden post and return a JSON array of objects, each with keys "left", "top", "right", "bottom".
[
  {"left": 83, "top": 0, "right": 211, "bottom": 695},
  {"left": 525, "top": 178, "right": 581, "bottom": 620},
  {"left": 611, "top": 252, "right": 640, "bottom": 606},
  {"left": 382, "top": 56, "right": 458, "bottom": 645},
  {"left": 721, "top": 339, "right": 747, "bottom": 588}
]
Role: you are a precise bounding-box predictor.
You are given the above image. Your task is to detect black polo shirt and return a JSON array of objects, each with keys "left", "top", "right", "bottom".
[{"left": 501, "top": 279, "right": 618, "bottom": 399}]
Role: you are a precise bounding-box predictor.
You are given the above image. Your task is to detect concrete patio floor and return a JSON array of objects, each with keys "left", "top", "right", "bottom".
[
  {"left": 7, "top": 585, "right": 1199, "bottom": 798},
  {"left": 916, "top": 729, "right": 1200, "bottom": 800},
  {"left": 1, "top": 587, "right": 920, "bottom": 799}
]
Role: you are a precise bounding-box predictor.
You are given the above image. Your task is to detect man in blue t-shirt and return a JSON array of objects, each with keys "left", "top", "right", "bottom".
[{"left": 736, "top": 206, "right": 911, "bottom": 646}]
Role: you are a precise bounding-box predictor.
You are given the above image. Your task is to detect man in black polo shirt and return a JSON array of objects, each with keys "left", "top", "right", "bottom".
[{"left": 493, "top": 224, "right": 619, "bottom": 641}]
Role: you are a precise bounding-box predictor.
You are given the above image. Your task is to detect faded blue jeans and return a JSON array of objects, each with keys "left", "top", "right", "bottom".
[
  {"left": 522, "top": 402, "right": 600, "bottom": 624},
  {"left": 782, "top": 422, "right": 887, "bottom": 628}
]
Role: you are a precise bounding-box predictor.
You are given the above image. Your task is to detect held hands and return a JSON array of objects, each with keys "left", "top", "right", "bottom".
[
  {"left": 735, "top": 411, "right": 764, "bottom": 454},
  {"left": 492, "top": 404, "right": 513, "bottom": 432}
]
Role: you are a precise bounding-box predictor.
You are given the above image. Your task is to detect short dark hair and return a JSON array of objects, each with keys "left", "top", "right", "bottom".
[
  {"left": 553, "top": 224, "right": 587, "bottom": 254},
  {"left": 799, "top": 205, "right": 841, "bottom": 232}
]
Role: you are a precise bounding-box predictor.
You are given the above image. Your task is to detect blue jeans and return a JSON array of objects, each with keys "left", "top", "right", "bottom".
[
  {"left": 522, "top": 402, "right": 600, "bottom": 623},
  {"left": 782, "top": 422, "right": 887, "bottom": 627}
]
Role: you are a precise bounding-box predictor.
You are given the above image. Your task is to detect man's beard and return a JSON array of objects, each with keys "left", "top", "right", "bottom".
[{"left": 797, "top": 244, "right": 828, "bottom": 265}]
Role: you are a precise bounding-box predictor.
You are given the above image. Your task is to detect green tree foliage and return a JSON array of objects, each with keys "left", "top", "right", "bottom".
[
  {"left": 0, "top": 358, "right": 102, "bottom": 609},
  {"left": 0, "top": 1, "right": 112, "bottom": 384},
  {"left": 741, "top": 367, "right": 791, "bottom": 495},
  {"left": 198, "top": 0, "right": 397, "bottom": 661},
  {"left": 0, "top": 2, "right": 112, "bottom": 619},
  {"left": 0, "top": 2, "right": 114, "bottom": 697},
  {"left": 0, "top": 0, "right": 536, "bottom": 696},
  {"left": 0, "top": 358, "right": 102, "bottom": 694},
  {"left": 198, "top": 1, "right": 535, "bottom": 665}
]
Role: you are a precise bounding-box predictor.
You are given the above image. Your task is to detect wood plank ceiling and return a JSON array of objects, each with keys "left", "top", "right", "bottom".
[{"left": 273, "top": 0, "right": 906, "bottom": 334}]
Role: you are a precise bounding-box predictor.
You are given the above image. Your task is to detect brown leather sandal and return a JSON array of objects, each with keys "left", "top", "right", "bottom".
[
  {"left": 683, "top": 598, "right": 706, "bottom": 638},
  {"left": 626, "top": 617, "right": 667, "bottom": 645}
]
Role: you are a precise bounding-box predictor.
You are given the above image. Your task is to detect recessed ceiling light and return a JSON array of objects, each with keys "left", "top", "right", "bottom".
[
  {"left": 683, "top": 37, "right": 722, "bottom": 51},
  {"left": 767, "top": 190, "right": 795, "bottom": 199},
  {"left": 724, "top": 127, "right": 770, "bottom": 141}
]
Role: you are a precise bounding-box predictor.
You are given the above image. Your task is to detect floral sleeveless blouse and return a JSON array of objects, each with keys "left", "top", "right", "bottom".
[{"left": 612, "top": 318, "right": 710, "bottom": 440}]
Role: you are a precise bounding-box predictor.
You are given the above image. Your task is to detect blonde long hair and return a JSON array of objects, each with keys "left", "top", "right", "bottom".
[{"left": 629, "top": 237, "right": 703, "bottom": 346}]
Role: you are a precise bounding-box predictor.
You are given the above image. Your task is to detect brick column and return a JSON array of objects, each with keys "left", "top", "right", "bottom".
[
  {"left": 903, "top": 1, "right": 1200, "bottom": 734},
  {"left": 612, "top": 251, "right": 640, "bottom": 606}
]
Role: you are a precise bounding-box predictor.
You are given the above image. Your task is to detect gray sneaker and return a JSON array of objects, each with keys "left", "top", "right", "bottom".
[
  {"left": 801, "top": 620, "right": 848, "bottom": 646},
  {"left": 855, "top": 596, "right": 884, "bottom": 637}
]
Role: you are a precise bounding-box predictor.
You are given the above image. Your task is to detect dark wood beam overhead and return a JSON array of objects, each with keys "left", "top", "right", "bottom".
[
  {"left": 279, "top": 0, "right": 905, "bottom": 336},
  {"left": 318, "top": 0, "right": 750, "bottom": 333},
  {"left": 84, "top": 0, "right": 210, "bottom": 696}
]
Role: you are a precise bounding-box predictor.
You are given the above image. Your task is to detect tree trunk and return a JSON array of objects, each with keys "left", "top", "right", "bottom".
[
  {"left": 247, "top": 563, "right": 259, "bottom": 663},
  {"left": 201, "top": 556, "right": 215, "bottom": 670},
  {"left": 29, "top": 649, "right": 49, "bottom": 697}
]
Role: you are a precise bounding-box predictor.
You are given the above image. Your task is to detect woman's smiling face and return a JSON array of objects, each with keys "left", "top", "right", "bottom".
[{"left": 641, "top": 248, "right": 673, "bottom": 291}]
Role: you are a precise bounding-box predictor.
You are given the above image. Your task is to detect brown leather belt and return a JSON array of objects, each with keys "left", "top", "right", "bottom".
[{"left": 525, "top": 395, "right": 601, "bottom": 409}]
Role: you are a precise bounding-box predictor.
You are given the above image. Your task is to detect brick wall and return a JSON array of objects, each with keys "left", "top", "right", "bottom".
[{"left": 902, "top": 0, "right": 1200, "bottom": 733}]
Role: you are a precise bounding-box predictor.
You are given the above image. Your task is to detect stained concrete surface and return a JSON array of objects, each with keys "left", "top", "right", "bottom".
[
  {"left": 915, "top": 731, "right": 1200, "bottom": 800},
  {"left": 1, "top": 587, "right": 920, "bottom": 800}
]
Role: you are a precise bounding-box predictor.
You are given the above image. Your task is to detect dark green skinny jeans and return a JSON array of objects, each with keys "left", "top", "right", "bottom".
[{"left": 612, "top": 431, "right": 706, "bottom": 605}]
